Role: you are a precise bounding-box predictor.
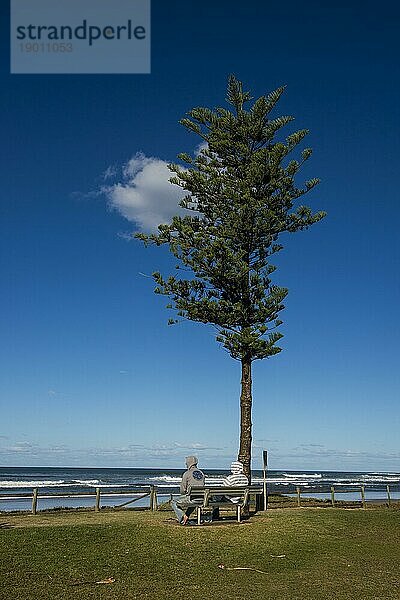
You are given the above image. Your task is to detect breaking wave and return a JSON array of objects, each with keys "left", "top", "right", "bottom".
[{"left": 0, "top": 479, "right": 101, "bottom": 488}]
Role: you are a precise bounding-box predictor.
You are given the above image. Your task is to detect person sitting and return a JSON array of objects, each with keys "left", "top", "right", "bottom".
[
  {"left": 223, "top": 460, "right": 249, "bottom": 501},
  {"left": 171, "top": 456, "right": 205, "bottom": 525},
  {"left": 210, "top": 460, "right": 248, "bottom": 521}
]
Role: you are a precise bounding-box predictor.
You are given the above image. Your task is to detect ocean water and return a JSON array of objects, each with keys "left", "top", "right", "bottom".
[{"left": 1, "top": 466, "right": 399, "bottom": 512}]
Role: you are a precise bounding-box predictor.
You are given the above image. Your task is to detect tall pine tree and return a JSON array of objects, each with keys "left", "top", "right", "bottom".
[{"left": 136, "top": 76, "right": 326, "bottom": 479}]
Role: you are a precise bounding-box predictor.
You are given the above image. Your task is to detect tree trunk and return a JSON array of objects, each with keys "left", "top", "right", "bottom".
[{"left": 238, "top": 356, "right": 252, "bottom": 483}]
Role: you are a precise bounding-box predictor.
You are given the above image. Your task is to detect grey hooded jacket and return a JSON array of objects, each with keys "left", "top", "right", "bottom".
[{"left": 180, "top": 456, "right": 205, "bottom": 494}]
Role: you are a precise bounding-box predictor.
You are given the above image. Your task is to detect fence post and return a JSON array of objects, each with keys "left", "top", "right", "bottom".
[
  {"left": 150, "top": 485, "right": 157, "bottom": 511},
  {"left": 95, "top": 487, "right": 101, "bottom": 512},
  {"left": 262, "top": 450, "right": 268, "bottom": 511},
  {"left": 330, "top": 486, "right": 335, "bottom": 507},
  {"left": 296, "top": 486, "right": 301, "bottom": 507},
  {"left": 361, "top": 485, "right": 366, "bottom": 508},
  {"left": 386, "top": 485, "right": 391, "bottom": 507},
  {"left": 32, "top": 488, "right": 38, "bottom": 515}
]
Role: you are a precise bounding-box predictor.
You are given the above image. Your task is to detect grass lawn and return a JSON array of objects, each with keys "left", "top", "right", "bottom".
[{"left": 1, "top": 506, "right": 399, "bottom": 599}]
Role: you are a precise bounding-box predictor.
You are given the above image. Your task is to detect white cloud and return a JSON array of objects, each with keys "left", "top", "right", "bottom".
[
  {"left": 195, "top": 141, "right": 208, "bottom": 156},
  {"left": 0, "top": 441, "right": 69, "bottom": 456},
  {"left": 268, "top": 443, "right": 400, "bottom": 471},
  {"left": 103, "top": 152, "right": 187, "bottom": 232},
  {"left": 102, "top": 164, "right": 118, "bottom": 181},
  {"left": 0, "top": 439, "right": 229, "bottom": 467},
  {"left": 172, "top": 441, "right": 221, "bottom": 451}
]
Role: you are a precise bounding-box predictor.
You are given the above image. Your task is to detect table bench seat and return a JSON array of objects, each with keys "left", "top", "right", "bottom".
[{"left": 187, "top": 486, "right": 263, "bottom": 524}]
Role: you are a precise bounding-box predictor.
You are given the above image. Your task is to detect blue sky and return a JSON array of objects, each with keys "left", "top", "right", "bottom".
[{"left": 1, "top": 0, "right": 400, "bottom": 471}]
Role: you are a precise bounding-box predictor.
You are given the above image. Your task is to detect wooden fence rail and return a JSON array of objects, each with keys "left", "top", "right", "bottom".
[
  {"left": 295, "top": 484, "right": 394, "bottom": 508},
  {"left": 0, "top": 484, "right": 397, "bottom": 514},
  {"left": 0, "top": 485, "right": 158, "bottom": 515}
]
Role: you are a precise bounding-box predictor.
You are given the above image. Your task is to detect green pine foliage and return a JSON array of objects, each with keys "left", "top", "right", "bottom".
[{"left": 136, "top": 76, "right": 326, "bottom": 363}]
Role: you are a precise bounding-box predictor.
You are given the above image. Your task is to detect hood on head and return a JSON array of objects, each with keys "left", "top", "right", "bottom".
[
  {"left": 185, "top": 455, "right": 198, "bottom": 468},
  {"left": 231, "top": 460, "right": 244, "bottom": 474}
]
